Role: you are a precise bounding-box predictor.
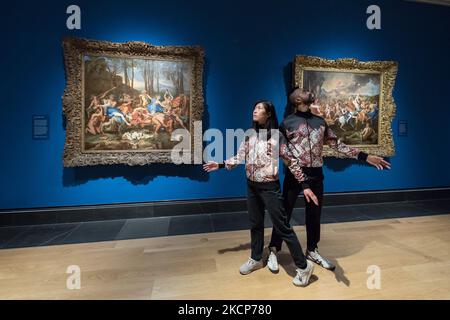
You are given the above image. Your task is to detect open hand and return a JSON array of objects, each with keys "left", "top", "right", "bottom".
[
  {"left": 304, "top": 188, "right": 319, "bottom": 206},
  {"left": 367, "top": 155, "right": 391, "bottom": 170},
  {"left": 203, "top": 161, "right": 220, "bottom": 173}
]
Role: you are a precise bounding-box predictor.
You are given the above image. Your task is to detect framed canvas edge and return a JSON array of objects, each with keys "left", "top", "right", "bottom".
[
  {"left": 62, "top": 37, "right": 205, "bottom": 167},
  {"left": 293, "top": 55, "right": 397, "bottom": 158}
]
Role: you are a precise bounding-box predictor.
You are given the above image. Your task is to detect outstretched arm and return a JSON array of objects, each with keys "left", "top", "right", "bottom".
[
  {"left": 203, "top": 139, "right": 248, "bottom": 172},
  {"left": 222, "top": 139, "right": 248, "bottom": 170},
  {"left": 324, "top": 123, "right": 364, "bottom": 159},
  {"left": 325, "top": 123, "right": 391, "bottom": 170}
]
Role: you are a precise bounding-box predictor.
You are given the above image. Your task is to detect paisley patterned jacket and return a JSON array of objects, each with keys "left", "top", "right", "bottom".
[
  {"left": 223, "top": 132, "right": 280, "bottom": 183},
  {"left": 279, "top": 110, "right": 368, "bottom": 189}
]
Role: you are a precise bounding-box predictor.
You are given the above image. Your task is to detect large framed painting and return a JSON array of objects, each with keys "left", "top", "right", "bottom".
[
  {"left": 62, "top": 37, "right": 204, "bottom": 167},
  {"left": 293, "top": 55, "right": 398, "bottom": 157}
]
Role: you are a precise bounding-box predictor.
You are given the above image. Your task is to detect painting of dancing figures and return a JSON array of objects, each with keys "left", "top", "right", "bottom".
[
  {"left": 84, "top": 55, "right": 191, "bottom": 151},
  {"left": 303, "top": 70, "right": 380, "bottom": 145}
]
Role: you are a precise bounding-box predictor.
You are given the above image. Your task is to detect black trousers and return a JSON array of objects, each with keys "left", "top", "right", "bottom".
[
  {"left": 269, "top": 167, "right": 324, "bottom": 252},
  {"left": 247, "top": 179, "right": 307, "bottom": 269}
]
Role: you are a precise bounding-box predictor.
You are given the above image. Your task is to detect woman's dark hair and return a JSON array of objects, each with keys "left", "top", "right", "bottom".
[{"left": 252, "top": 100, "right": 279, "bottom": 136}]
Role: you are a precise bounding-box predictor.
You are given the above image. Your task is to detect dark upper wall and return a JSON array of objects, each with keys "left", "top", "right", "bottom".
[{"left": 1, "top": 0, "right": 449, "bottom": 209}]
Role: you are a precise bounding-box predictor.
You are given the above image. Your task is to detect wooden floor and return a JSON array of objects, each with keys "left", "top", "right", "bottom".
[{"left": 0, "top": 214, "right": 449, "bottom": 300}]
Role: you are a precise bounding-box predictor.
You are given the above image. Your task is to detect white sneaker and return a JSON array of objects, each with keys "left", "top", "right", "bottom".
[
  {"left": 267, "top": 247, "right": 279, "bottom": 273},
  {"left": 239, "top": 257, "right": 263, "bottom": 275},
  {"left": 306, "top": 248, "right": 336, "bottom": 271},
  {"left": 293, "top": 260, "right": 314, "bottom": 287}
]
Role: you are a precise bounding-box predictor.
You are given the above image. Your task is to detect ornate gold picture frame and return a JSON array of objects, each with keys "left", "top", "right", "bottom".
[
  {"left": 62, "top": 37, "right": 204, "bottom": 167},
  {"left": 293, "top": 55, "right": 397, "bottom": 157}
]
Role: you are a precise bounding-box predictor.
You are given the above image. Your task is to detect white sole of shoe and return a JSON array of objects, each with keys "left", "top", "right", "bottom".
[
  {"left": 306, "top": 256, "right": 336, "bottom": 271},
  {"left": 239, "top": 266, "right": 263, "bottom": 275},
  {"left": 268, "top": 266, "right": 279, "bottom": 274}
]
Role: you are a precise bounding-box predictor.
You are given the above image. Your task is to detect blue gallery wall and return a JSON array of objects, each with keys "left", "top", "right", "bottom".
[{"left": 0, "top": 0, "right": 449, "bottom": 210}]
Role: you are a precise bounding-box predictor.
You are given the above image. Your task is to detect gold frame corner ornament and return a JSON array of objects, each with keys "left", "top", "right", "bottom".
[{"left": 293, "top": 55, "right": 398, "bottom": 158}]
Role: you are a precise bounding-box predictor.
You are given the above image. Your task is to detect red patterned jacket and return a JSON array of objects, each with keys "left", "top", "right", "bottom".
[
  {"left": 222, "top": 132, "right": 280, "bottom": 183},
  {"left": 280, "top": 110, "right": 368, "bottom": 189}
]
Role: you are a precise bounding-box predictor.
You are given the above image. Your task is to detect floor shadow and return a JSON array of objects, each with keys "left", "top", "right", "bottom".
[
  {"left": 216, "top": 226, "right": 362, "bottom": 286},
  {"left": 277, "top": 251, "right": 298, "bottom": 277},
  {"left": 276, "top": 252, "right": 320, "bottom": 285},
  {"left": 331, "top": 258, "right": 351, "bottom": 286},
  {"left": 217, "top": 242, "right": 251, "bottom": 255}
]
